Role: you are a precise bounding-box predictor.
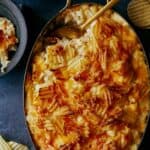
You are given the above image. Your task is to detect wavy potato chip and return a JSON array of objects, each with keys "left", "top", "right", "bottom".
[
  {"left": 0, "top": 135, "right": 28, "bottom": 150},
  {"left": 0, "top": 136, "right": 11, "bottom": 150},
  {"left": 8, "top": 141, "right": 28, "bottom": 150}
]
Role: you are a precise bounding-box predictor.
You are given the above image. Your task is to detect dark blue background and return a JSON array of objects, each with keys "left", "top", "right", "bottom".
[{"left": 0, "top": 0, "right": 149, "bottom": 149}]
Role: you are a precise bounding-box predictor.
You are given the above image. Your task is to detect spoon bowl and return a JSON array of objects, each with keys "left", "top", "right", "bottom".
[{"left": 53, "top": 0, "right": 119, "bottom": 39}]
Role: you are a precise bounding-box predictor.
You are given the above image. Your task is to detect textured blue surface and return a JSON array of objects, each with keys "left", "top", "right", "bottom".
[{"left": 0, "top": 0, "right": 149, "bottom": 150}]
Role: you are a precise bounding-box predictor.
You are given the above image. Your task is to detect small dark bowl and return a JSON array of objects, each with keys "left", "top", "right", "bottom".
[{"left": 0, "top": 0, "right": 27, "bottom": 77}]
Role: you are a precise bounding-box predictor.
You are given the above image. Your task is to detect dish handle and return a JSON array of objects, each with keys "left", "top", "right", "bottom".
[
  {"left": 65, "top": 0, "right": 72, "bottom": 9},
  {"left": 59, "top": 0, "right": 72, "bottom": 12}
]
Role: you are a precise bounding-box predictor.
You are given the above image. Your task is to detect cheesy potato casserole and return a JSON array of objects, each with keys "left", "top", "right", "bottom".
[
  {"left": 0, "top": 17, "right": 18, "bottom": 72},
  {"left": 25, "top": 4, "right": 150, "bottom": 150}
]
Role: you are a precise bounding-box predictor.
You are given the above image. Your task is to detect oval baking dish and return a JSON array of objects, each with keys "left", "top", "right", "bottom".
[{"left": 24, "top": 0, "right": 150, "bottom": 149}]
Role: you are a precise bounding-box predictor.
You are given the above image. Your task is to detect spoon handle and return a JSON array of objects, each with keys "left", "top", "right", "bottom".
[{"left": 80, "top": 0, "right": 119, "bottom": 30}]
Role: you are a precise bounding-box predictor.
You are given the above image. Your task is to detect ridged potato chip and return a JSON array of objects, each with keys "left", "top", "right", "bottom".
[
  {"left": 0, "top": 135, "right": 11, "bottom": 150},
  {"left": 8, "top": 141, "right": 28, "bottom": 150}
]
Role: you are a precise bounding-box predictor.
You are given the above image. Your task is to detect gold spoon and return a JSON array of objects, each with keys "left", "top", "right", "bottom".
[{"left": 54, "top": 0, "right": 119, "bottom": 39}]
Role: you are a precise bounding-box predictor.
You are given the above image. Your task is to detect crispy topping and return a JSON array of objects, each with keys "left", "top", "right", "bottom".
[{"left": 25, "top": 4, "right": 150, "bottom": 150}]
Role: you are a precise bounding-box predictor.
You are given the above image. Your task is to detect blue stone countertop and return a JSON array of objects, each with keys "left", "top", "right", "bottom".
[{"left": 0, "top": 0, "right": 149, "bottom": 149}]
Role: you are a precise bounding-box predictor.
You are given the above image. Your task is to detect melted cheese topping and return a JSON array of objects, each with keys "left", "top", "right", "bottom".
[
  {"left": 25, "top": 4, "right": 150, "bottom": 150},
  {"left": 0, "top": 17, "right": 18, "bottom": 72}
]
